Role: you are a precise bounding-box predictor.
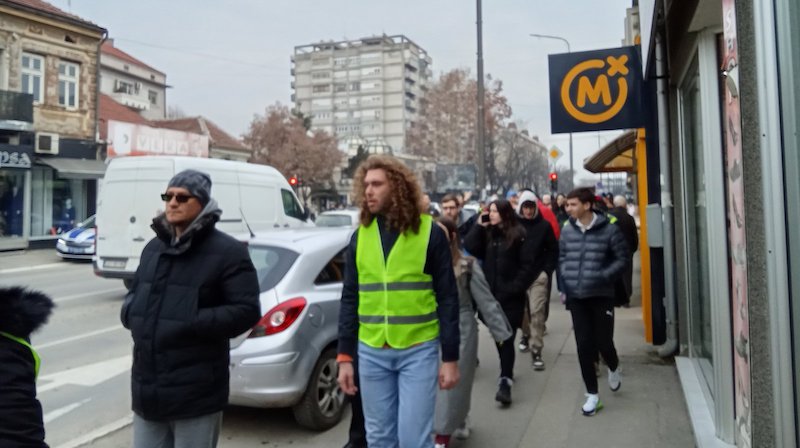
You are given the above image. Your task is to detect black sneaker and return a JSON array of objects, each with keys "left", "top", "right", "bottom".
[
  {"left": 531, "top": 351, "right": 545, "bottom": 371},
  {"left": 518, "top": 336, "right": 530, "bottom": 353},
  {"left": 495, "top": 377, "right": 512, "bottom": 405}
]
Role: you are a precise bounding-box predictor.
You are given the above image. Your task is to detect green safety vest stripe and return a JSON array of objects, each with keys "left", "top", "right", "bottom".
[
  {"left": 359, "top": 311, "right": 438, "bottom": 325},
  {"left": 0, "top": 331, "right": 41, "bottom": 379},
  {"left": 359, "top": 281, "right": 434, "bottom": 292}
]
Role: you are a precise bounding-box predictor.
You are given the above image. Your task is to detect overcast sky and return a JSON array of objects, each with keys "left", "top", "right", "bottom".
[{"left": 52, "top": 0, "right": 633, "bottom": 181}]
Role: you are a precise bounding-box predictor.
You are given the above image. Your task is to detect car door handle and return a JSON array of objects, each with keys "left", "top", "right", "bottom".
[
  {"left": 273, "top": 224, "right": 280, "bottom": 228},
  {"left": 283, "top": 224, "right": 290, "bottom": 228},
  {"left": 133, "top": 237, "right": 145, "bottom": 242}
]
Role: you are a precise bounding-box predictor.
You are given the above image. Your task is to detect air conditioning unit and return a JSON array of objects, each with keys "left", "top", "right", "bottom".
[{"left": 35, "top": 132, "right": 59, "bottom": 155}]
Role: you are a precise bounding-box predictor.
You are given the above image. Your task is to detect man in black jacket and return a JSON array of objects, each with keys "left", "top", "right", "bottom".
[
  {"left": 558, "top": 187, "right": 628, "bottom": 417},
  {"left": 0, "top": 287, "right": 54, "bottom": 448},
  {"left": 121, "top": 170, "right": 261, "bottom": 448},
  {"left": 609, "top": 195, "right": 638, "bottom": 307},
  {"left": 515, "top": 191, "right": 558, "bottom": 370}
]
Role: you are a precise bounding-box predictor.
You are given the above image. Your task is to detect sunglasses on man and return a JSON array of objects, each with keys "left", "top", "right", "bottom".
[{"left": 161, "top": 193, "right": 195, "bottom": 203}]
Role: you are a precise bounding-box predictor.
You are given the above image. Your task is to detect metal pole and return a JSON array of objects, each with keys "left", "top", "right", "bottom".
[
  {"left": 476, "top": 0, "right": 486, "bottom": 193},
  {"left": 529, "top": 33, "right": 572, "bottom": 186}
]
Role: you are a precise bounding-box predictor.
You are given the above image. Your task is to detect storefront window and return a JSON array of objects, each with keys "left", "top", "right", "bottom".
[
  {"left": 680, "top": 56, "right": 715, "bottom": 387},
  {"left": 30, "top": 167, "right": 86, "bottom": 237},
  {"left": 0, "top": 170, "right": 26, "bottom": 237}
]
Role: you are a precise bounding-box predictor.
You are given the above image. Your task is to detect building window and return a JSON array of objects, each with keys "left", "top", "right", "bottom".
[
  {"left": 312, "top": 71, "right": 331, "bottom": 79},
  {"left": 313, "top": 84, "right": 330, "bottom": 93},
  {"left": 114, "top": 80, "right": 137, "bottom": 94},
  {"left": 21, "top": 52, "right": 44, "bottom": 103},
  {"left": 58, "top": 61, "right": 80, "bottom": 109},
  {"left": 148, "top": 90, "right": 158, "bottom": 105},
  {"left": 334, "top": 83, "right": 347, "bottom": 93},
  {"left": 350, "top": 81, "right": 361, "bottom": 92}
]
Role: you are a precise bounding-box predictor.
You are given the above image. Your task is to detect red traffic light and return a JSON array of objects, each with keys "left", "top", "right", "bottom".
[
  {"left": 288, "top": 176, "right": 298, "bottom": 186},
  {"left": 549, "top": 172, "right": 558, "bottom": 181}
]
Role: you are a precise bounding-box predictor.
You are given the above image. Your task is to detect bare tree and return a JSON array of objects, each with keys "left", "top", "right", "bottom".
[
  {"left": 244, "top": 103, "right": 342, "bottom": 202},
  {"left": 407, "top": 68, "right": 512, "bottom": 179},
  {"left": 166, "top": 105, "right": 187, "bottom": 119}
]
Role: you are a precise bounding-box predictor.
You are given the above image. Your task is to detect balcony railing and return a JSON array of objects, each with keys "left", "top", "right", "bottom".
[{"left": 0, "top": 90, "right": 34, "bottom": 124}]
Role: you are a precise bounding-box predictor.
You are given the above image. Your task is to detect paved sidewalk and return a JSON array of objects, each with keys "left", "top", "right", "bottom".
[
  {"left": 517, "top": 304, "right": 695, "bottom": 448},
  {"left": 0, "top": 248, "right": 64, "bottom": 273}
]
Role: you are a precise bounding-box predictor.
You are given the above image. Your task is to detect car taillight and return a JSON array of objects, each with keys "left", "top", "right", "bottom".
[{"left": 249, "top": 297, "right": 307, "bottom": 338}]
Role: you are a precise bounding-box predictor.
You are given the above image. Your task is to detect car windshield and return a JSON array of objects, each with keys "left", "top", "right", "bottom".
[
  {"left": 247, "top": 245, "right": 299, "bottom": 293},
  {"left": 315, "top": 214, "right": 353, "bottom": 227},
  {"left": 78, "top": 215, "right": 96, "bottom": 228}
]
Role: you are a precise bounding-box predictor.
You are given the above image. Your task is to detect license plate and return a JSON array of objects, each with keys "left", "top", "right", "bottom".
[{"left": 103, "top": 259, "right": 127, "bottom": 269}]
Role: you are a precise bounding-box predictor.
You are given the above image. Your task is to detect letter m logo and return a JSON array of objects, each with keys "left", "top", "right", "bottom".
[{"left": 576, "top": 75, "right": 612, "bottom": 108}]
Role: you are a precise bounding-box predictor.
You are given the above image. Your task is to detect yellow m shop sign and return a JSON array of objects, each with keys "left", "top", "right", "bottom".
[{"left": 548, "top": 46, "right": 645, "bottom": 133}]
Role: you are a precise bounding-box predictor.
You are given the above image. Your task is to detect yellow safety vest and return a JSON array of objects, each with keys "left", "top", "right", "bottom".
[
  {"left": 0, "top": 331, "right": 41, "bottom": 379},
  {"left": 356, "top": 214, "right": 439, "bottom": 349}
]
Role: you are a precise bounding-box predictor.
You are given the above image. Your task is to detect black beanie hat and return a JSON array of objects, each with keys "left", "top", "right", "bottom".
[{"left": 167, "top": 169, "right": 212, "bottom": 206}]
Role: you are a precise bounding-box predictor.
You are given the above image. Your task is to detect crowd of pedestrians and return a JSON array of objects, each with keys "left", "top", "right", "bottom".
[
  {"left": 0, "top": 154, "right": 639, "bottom": 448},
  {"left": 337, "top": 155, "right": 639, "bottom": 447}
]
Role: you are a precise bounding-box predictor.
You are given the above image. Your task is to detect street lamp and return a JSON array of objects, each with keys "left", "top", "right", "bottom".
[{"left": 530, "top": 33, "right": 573, "bottom": 188}]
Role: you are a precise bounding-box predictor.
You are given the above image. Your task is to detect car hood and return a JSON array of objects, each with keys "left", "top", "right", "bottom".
[
  {"left": 229, "top": 288, "right": 279, "bottom": 349},
  {"left": 63, "top": 227, "right": 95, "bottom": 243}
]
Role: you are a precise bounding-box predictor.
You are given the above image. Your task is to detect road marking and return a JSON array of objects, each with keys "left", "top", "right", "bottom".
[
  {"left": 0, "top": 262, "right": 64, "bottom": 275},
  {"left": 36, "top": 325, "right": 125, "bottom": 350},
  {"left": 53, "top": 414, "right": 134, "bottom": 448},
  {"left": 54, "top": 287, "right": 126, "bottom": 304},
  {"left": 43, "top": 398, "right": 91, "bottom": 424},
  {"left": 38, "top": 354, "right": 131, "bottom": 394}
]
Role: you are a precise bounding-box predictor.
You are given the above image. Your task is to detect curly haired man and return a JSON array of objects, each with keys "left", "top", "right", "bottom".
[{"left": 338, "top": 155, "right": 460, "bottom": 448}]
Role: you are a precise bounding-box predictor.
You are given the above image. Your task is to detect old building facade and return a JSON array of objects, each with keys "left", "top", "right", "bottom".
[{"left": 0, "top": 0, "right": 106, "bottom": 250}]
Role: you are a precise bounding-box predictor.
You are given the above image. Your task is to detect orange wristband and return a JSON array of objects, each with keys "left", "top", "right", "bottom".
[{"left": 336, "top": 353, "right": 354, "bottom": 363}]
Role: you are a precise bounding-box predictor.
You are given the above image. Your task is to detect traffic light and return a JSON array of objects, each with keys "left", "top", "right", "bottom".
[
  {"left": 288, "top": 176, "right": 298, "bottom": 187},
  {"left": 549, "top": 172, "right": 558, "bottom": 192}
]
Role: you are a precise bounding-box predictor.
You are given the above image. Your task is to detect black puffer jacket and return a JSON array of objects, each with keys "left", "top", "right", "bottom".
[
  {"left": 464, "top": 224, "right": 535, "bottom": 320},
  {"left": 557, "top": 212, "right": 628, "bottom": 301},
  {"left": 516, "top": 192, "right": 559, "bottom": 279},
  {"left": 0, "top": 287, "right": 54, "bottom": 448},
  {"left": 121, "top": 201, "right": 261, "bottom": 421}
]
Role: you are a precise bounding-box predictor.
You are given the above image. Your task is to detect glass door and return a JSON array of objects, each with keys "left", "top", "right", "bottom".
[{"left": 679, "top": 55, "right": 715, "bottom": 386}]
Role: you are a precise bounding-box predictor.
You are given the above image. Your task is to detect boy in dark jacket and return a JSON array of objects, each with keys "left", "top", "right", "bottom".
[
  {"left": 0, "top": 287, "right": 55, "bottom": 448},
  {"left": 515, "top": 191, "right": 558, "bottom": 370},
  {"left": 558, "top": 188, "right": 628, "bottom": 416}
]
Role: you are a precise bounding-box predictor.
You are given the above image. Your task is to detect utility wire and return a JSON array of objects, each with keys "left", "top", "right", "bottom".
[{"left": 113, "top": 37, "right": 288, "bottom": 73}]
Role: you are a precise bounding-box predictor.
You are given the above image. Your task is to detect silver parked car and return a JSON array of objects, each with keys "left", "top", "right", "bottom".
[
  {"left": 229, "top": 227, "right": 353, "bottom": 430},
  {"left": 314, "top": 209, "right": 360, "bottom": 228}
]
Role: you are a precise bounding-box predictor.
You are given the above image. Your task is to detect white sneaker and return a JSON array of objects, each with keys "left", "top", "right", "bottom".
[
  {"left": 608, "top": 367, "right": 621, "bottom": 391},
  {"left": 581, "top": 393, "right": 603, "bottom": 416},
  {"left": 453, "top": 417, "right": 471, "bottom": 439},
  {"left": 435, "top": 444, "right": 447, "bottom": 448}
]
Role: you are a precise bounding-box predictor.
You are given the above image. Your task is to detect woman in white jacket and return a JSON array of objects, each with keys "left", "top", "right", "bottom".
[{"left": 434, "top": 218, "right": 513, "bottom": 448}]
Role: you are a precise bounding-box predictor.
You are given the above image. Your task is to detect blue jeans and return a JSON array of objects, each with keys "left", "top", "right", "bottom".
[{"left": 358, "top": 339, "right": 439, "bottom": 448}]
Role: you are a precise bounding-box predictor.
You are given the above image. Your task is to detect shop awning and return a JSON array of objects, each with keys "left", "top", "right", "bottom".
[
  {"left": 583, "top": 130, "right": 637, "bottom": 173},
  {"left": 37, "top": 157, "right": 107, "bottom": 179}
]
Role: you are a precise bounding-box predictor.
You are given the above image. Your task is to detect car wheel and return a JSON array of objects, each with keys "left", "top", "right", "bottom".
[
  {"left": 292, "top": 348, "right": 345, "bottom": 430},
  {"left": 123, "top": 279, "right": 134, "bottom": 290}
]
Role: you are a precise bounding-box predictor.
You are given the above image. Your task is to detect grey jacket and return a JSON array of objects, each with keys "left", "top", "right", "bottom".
[{"left": 557, "top": 211, "right": 628, "bottom": 301}]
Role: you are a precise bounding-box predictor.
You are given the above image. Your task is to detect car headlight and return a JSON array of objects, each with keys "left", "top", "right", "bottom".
[{"left": 57, "top": 238, "right": 66, "bottom": 245}]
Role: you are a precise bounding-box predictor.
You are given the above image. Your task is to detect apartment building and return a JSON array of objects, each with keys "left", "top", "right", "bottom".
[
  {"left": 99, "top": 39, "right": 167, "bottom": 120},
  {"left": 291, "top": 34, "right": 432, "bottom": 154},
  {"left": 0, "top": 0, "right": 106, "bottom": 250}
]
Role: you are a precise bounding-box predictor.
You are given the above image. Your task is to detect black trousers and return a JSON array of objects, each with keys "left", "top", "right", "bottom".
[
  {"left": 569, "top": 297, "right": 619, "bottom": 394},
  {"left": 347, "top": 356, "right": 368, "bottom": 447},
  {"left": 496, "top": 304, "right": 523, "bottom": 379}
]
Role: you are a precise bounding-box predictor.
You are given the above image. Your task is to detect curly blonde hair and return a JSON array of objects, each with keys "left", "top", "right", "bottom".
[{"left": 353, "top": 155, "right": 423, "bottom": 233}]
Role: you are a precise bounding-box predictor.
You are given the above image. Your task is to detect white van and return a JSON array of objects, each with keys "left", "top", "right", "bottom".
[{"left": 93, "top": 156, "right": 310, "bottom": 287}]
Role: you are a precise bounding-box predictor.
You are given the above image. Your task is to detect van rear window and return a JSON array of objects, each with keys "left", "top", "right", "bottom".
[{"left": 247, "top": 245, "right": 298, "bottom": 292}]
